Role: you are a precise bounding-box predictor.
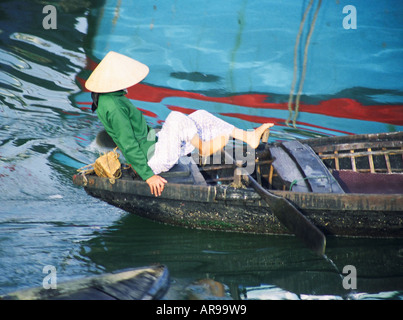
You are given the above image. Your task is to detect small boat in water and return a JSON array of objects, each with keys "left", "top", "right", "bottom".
[
  {"left": 2, "top": 265, "right": 169, "bottom": 300},
  {"left": 73, "top": 132, "right": 403, "bottom": 239}
]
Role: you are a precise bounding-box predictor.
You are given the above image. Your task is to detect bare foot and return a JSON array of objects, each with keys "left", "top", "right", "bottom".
[{"left": 247, "top": 123, "right": 274, "bottom": 148}]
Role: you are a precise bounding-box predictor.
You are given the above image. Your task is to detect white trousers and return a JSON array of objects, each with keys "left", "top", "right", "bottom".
[{"left": 148, "top": 110, "right": 234, "bottom": 174}]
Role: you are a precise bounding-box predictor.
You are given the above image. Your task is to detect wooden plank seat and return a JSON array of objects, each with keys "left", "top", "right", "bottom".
[{"left": 159, "top": 156, "right": 207, "bottom": 185}]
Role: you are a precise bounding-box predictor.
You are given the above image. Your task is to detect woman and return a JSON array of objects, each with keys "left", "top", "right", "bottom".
[{"left": 85, "top": 51, "right": 274, "bottom": 197}]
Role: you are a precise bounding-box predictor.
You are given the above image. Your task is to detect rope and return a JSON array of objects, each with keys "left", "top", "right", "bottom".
[
  {"left": 286, "top": 0, "right": 322, "bottom": 128},
  {"left": 289, "top": 173, "right": 336, "bottom": 192}
]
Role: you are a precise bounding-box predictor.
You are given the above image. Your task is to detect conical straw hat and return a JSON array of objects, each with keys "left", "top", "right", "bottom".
[{"left": 85, "top": 51, "right": 149, "bottom": 93}]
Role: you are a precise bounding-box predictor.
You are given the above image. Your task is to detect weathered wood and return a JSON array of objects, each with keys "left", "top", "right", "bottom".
[
  {"left": 368, "top": 148, "right": 375, "bottom": 173},
  {"left": 305, "top": 131, "right": 403, "bottom": 152},
  {"left": 384, "top": 149, "right": 392, "bottom": 173},
  {"left": 247, "top": 174, "right": 326, "bottom": 255},
  {"left": 269, "top": 146, "right": 310, "bottom": 192},
  {"left": 199, "top": 164, "right": 236, "bottom": 171},
  {"left": 319, "top": 148, "right": 403, "bottom": 160},
  {"left": 313, "top": 140, "right": 403, "bottom": 153},
  {"left": 225, "top": 147, "right": 327, "bottom": 254},
  {"left": 72, "top": 172, "right": 403, "bottom": 238},
  {"left": 282, "top": 141, "right": 344, "bottom": 194},
  {"left": 350, "top": 150, "right": 357, "bottom": 171},
  {"left": 2, "top": 265, "right": 169, "bottom": 300},
  {"left": 158, "top": 156, "right": 207, "bottom": 185},
  {"left": 72, "top": 131, "right": 403, "bottom": 239},
  {"left": 187, "top": 156, "right": 207, "bottom": 185}
]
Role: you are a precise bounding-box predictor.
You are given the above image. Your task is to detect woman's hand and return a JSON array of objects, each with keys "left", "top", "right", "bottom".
[{"left": 146, "top": 175, "right": 167, "bottom": 197}]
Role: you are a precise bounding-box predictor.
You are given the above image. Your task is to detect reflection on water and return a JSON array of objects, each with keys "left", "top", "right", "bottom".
[
  {"left": 81, "top": 213, "right": 403, "bottom": 300},
  {"left": 0, "top": 0, "right": 402, "bottom": 299}
]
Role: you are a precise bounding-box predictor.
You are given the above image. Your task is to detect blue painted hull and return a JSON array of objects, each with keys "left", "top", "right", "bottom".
[{"left": 75, "top": 0, "right": 403, "bottom": 138}]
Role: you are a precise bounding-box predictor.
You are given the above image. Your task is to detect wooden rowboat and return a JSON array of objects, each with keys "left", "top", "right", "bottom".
[
  {"left": 73, "top": 131, "right": 403, "bottom": 238},
  {"left": 2, "top": 265, "right": 169, "bottom": 300}
]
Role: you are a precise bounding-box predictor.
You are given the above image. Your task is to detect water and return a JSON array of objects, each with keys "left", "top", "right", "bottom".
[{"left": 0, "top": 0, "right": 402, "bottom": 299}]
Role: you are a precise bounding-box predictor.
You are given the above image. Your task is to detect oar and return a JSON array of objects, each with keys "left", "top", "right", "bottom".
[
  {"left": 226, "top": 134, "right": 326, "bottom": 255},
  {"left": 245, "top": 172, "right": 326, "bottom": 255}
]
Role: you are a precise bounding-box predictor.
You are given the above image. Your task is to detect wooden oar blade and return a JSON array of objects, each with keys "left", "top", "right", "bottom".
[{"left": 249, "top": 176, "right": 326, "bottom": 255}]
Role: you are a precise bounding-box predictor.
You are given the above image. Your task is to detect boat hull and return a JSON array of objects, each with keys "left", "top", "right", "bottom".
[
  {"left": 2, "top": 265, "right": 169, "bottom": 300},
  {"left": 72, "top": 174, "right": 403, "bottom": 238}
]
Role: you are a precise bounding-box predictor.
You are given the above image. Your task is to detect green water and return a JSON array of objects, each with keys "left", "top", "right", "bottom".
[{"left": 0, "top": 0, "right": 402, "bottom": 299}]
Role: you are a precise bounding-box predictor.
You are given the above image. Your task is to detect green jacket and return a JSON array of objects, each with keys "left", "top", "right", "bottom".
[{"left": 96, "top": 90, "right": 156, "bottom": 180}]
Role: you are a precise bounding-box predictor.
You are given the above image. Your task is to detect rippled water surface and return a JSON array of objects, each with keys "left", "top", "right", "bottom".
[{"left": 0, "top": 0, "right": 402, "bottom": 299}]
